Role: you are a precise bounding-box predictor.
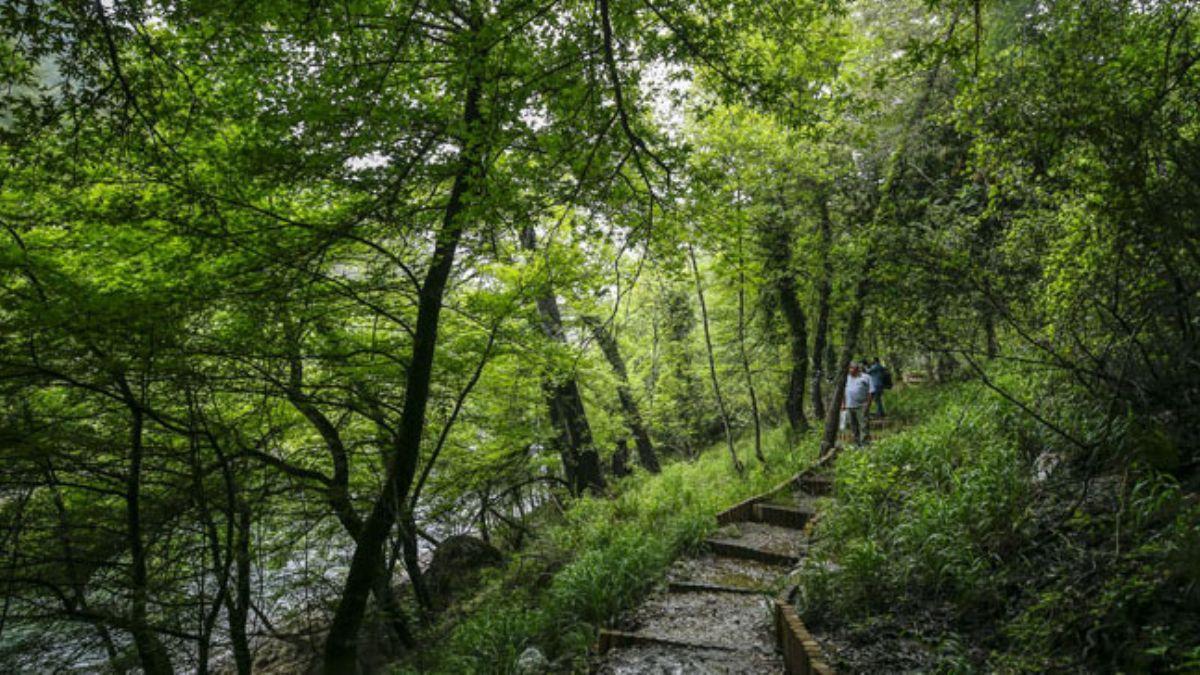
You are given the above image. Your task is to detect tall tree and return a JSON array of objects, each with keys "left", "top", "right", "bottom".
[
  {"left": 521, "top": 226, "right": 606, "bottom": 495},
  {"left": 688, "top": 244, "right": 743, "bottom": 474},
  {"left": 583, "top": 315, "right": 661, "bottom": 473},
  {"left": 761, "top": 215, "right": 810, "bottom": 435},
  {"left": 321, "top": 17, "right": 490, "bottom": 668},
  {"left": 810, "top": 191, "right": 835, "bottom": 420}
]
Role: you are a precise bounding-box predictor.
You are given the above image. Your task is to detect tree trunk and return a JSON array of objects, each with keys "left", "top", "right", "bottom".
[
  {"left": 188, "top": 428, "right": 230, "bottom": 675},
  {"left": 737, "top": 252, "right": 765, "bottom": 463},
  {"left": 400, "top": 514, "right": 432, "bottom": 615},
  {"left": 761, "top": 213, "right": 809, "bottom": 435},
  {"left": 227, "top": 501, "right": 253, "bottom": 675},
  {"left": 611, "top": 439, "right": 631, "bottom": 477},
  {"left": 688, "top": 244, "right": 743, "bottom": 474},
  {"left": 478, "top": 486, "right": 490, "bottom": 545},
  {"left": 583, "top": 315, "right": 660, "bottom": 473},
  {"left": 122, "top": 396, "right": 175, "bottom": 675},
  {"left": 776, "top": 264, "right": 809, "bottom": 435},
  {"left": 321, "top": 41, "right": 485, "bottom": 672},
  {"left": 543, "top": 377, "right": 605, "bottom": 495},
  {"left": 287, "top": 346, "right": 417, "bottom": 647},
  {"left": 372, "top": 558, "right": 415, "bottom": 651},
  {"left": 824, "top": 339, "right": 837, "bottom": 392},
  {"left": 522, "top": 226, "right": 605, "bottom": 495},
  {"left": 663, "top": 284, "right": 703, "bottom": 456},
  {"left": 984, "top": 308, "right": 998, "bottom": 359},
  {"left": 927, "top": 303, "right": 956, "bottom": 382},
  {"left": 811, "top": 193, "right": 834, "bottom": 421}
]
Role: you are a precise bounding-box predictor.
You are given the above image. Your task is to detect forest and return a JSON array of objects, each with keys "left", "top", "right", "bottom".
[{"left": 1, "top": 0, "right": 1198, "bottom": 673}]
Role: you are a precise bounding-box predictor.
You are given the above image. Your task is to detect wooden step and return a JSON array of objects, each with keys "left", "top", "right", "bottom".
[
  {"left": 752, "top": 502, "right": 815, "bottom": 530},
  {"left": 598, "top": 629, "right": 737, "bottom": 654},
  {"left": 666, "top": 580, "right": 765, "bottom": 595},
  {"left": 799, "top": 474, "right": 834, "bottom": 496},
  {"left": 704, "top": 537, "right": 802, "bottom": 567}
]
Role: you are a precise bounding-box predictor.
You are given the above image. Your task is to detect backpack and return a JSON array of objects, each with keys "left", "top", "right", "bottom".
[{"left": 882, "top": 367, "right": 893, "bottom": 390}]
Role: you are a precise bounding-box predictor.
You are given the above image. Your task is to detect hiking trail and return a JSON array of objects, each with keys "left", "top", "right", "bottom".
[{"left": 594, "top": 417, "right": 893, "bottom": 673}]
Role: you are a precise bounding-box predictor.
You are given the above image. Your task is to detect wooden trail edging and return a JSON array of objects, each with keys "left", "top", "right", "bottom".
[
  {"left": 714, "top": 449, "right": 840, "bottom": 675},
  {"left": 775, "top": 585, "right": 835, "bottom": 675},
  {"left": 770, "top": 453, "right": 837, "bottom": 675},
  {"left": 714, "top": 448, "right": 836, "bottom": 526}
]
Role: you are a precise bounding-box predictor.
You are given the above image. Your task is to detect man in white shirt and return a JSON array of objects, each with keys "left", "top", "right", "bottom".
[{"left": 842, "top": 361, "right": 873, "bottom": 445}]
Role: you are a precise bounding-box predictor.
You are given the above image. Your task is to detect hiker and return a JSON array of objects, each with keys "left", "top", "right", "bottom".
[
  {"left": 842, "top": 361, "right": 873, "bottom": 445},
  {"left": 866, "top": 357, "right": 891, "bottom": 418}
]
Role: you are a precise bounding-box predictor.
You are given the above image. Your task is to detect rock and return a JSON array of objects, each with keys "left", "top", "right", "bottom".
[
  {"left": 1033, "top": 450, "right": 1063, "bottom": 482},
  {"left": 424, "top": 534, "right": 503, "bottom": 607},
  {"left": 516, "top": 646, "right": 549, "bottom": 674}
]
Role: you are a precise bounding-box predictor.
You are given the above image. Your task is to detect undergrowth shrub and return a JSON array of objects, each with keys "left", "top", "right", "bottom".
[
  {"left": 798, "top": 375, "right": 1200, "bottom": 672},
  {"left": 997, "top": 469, "right": 1200, "bottom": 672},
  {"left": 801, "top": 382, "right": 1028, "bottom": 616}
]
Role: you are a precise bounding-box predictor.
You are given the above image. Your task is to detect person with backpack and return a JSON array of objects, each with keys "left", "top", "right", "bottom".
[{"left": 867, "top": 357, "right": 892, "bottom": 418}]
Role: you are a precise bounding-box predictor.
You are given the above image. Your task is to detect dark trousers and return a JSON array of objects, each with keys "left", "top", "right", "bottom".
[{"left": 871, "top": 390, "right": 885, "bottom": 416}]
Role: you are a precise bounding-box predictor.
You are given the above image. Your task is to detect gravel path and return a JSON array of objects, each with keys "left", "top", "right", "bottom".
[
  {"left": 616, "top": 591, "right": 776, "bottom": 650},
  {"left": 595, "top": 642, "right": 783, "bottom": 674}
]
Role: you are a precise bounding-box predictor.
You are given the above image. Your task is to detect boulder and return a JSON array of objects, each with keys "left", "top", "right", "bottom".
[
  {"left": 516, "top": 646, "right": 549, "bottom": 674},
  {"left": 424, "top": 534, "right": 503, "bottom": 606}
]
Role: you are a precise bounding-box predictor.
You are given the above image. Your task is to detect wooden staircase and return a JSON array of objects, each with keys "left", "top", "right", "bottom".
[{"left": 595, "top": 460, "right": 838, "bottom": 674}]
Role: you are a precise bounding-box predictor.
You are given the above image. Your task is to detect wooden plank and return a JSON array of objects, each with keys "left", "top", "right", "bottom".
[
  {"left": 715, "top": 471, "right": 805, "bottom": 525},
  {"left": 774, "top": 586, "right": 837, "bottom": 675},
  {"left": 666, "top": 580, "right": 765, "bottom": 595},
  {"left": 596, "top": 629, "right": 739, "bottom": 655},
  {"left": 752, "top": 502, "right": 815, "bottom": 530},
  {"left": 704, "top": 538, "right": 801, "bottom": 567}
]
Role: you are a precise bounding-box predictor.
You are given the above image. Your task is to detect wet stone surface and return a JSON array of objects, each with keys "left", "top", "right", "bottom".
[
  {"left": 594, "top": 643, "right": 784, "bottom": 674},
  {"left": 666, "top": 555, "right": 782, "bottom": 591},
  {"left": 708, "top": 521, "right": 809, "bottom": 560},
  {"left": 616, "top": 591, "right": 777, "bottom": 651}
]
